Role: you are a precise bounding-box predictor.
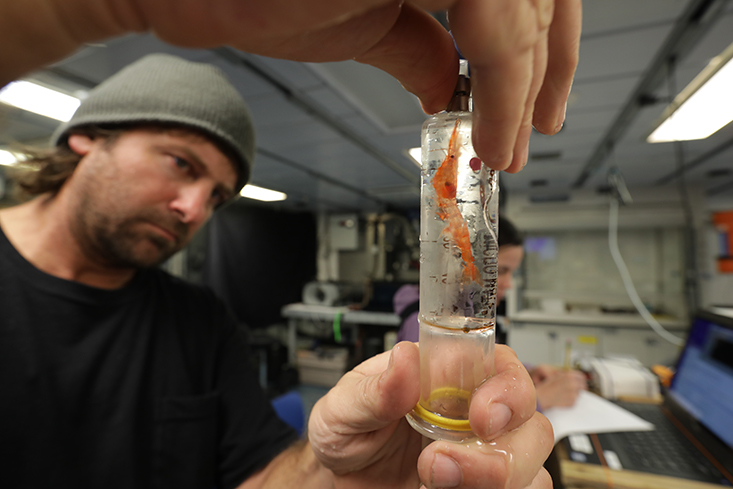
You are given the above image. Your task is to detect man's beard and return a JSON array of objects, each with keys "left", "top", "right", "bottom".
[{"left": 74, "top": 206, "right": 189, "bottom": 270}]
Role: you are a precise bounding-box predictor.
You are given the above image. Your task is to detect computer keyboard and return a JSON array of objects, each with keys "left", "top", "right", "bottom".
[{"left": 607, "top": 402, "right": 725, "bottom": 482}]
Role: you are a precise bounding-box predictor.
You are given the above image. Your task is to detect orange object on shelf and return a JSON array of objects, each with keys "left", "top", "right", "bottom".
[
  {"left": 713, "top": 211, "right": 733, "bottom": 273},
  {"left": 652, "top": 364, "right": 675, "bottom": 388}
]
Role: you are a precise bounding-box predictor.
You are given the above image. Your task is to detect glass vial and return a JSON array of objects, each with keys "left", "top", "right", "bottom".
[{"left": 406, "top": 60, "right": 500, "bottom": 442}]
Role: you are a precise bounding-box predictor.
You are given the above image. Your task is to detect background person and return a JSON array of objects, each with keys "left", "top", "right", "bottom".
[{"left": 494, "top": 218, "right": 587, "bottom": 410}]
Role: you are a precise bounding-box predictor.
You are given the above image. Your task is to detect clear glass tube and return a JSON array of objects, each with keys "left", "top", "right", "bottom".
[{"left": 406, "top": 66, "right": 499, "bottom": 442}]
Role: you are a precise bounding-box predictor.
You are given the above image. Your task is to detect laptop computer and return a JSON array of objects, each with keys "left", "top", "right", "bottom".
[{"left": 563, "top": 310, "right": 733, "bottom": 486}]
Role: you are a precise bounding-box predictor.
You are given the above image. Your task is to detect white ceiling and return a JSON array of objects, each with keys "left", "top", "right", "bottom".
[{"left": 2, "top": 0, "right": 733, "bottom": 212}]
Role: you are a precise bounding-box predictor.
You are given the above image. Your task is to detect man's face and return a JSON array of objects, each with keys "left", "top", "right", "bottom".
[{"left": 65, "top": 128, "right": 238, "bottom": 270}]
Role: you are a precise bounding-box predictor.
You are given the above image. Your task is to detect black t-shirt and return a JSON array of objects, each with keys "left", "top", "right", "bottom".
[{"left": 0, "top": 226, "right": 298, "bottom": 489}]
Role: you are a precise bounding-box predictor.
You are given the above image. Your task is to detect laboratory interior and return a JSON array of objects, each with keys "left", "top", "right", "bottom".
[{"left": 1, "top": 1, "right": 733, "bottom": 488}]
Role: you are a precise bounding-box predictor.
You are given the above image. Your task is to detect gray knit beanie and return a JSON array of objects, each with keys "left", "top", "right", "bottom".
[{"left": 52, "top": 53, "right": 255, "bottom": 192}]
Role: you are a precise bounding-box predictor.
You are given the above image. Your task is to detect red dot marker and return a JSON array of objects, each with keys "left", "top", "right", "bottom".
[{"left": 469, "top": 157, "right": 482, "bottom": 172}]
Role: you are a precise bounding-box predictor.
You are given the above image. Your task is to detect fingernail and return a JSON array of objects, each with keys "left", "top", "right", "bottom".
[
  {"left": 432, "top": 453, "right": 462, "bottom": 488},
  {"left": 481, "top": 151, "right": 514, "bottom": 172},
  {"left": 517, "top": 145, "right": 528, "bottom": 170},
  {"left": 488, "top": 402, "right": 512, "bottom": 438},
  {"left": 380, "top": 349, "right": 395, "bottom": 384},
  {"left": 555, "top": 103, "right": 567, "bottom": 133}
]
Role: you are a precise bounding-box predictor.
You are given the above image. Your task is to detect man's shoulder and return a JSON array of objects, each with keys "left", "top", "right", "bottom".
[
  {"left": 146, "top": 268, "right": 230, "bottom": 318},
  {"left": 149, "top": 267, "right": 213, "bottom": 293}
]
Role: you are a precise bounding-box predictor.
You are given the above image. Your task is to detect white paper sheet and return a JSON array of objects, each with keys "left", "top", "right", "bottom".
[{"left": 543, "top": 390, "right": 655, "bottom": 443}]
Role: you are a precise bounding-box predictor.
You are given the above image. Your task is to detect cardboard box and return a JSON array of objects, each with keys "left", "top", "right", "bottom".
[{"left": 297, "top": 348, "right": 349, "bottom": 387}]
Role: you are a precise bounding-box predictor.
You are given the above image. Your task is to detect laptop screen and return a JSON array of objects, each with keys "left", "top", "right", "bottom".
[{"left": 669, "top": 311, "right": 733, "bottom": 449}]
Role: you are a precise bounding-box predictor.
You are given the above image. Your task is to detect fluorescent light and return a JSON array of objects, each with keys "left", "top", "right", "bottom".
[
  {"left": 0, "top": 149, "right": 23, "bottom": 166},
  {"left": 239, "top": 184, "right": 287, "bottom": 202},
  {"left": 647, "top": 41, "right": 733, "bottom": 143},
  {"left": 0, "top": 80, "right": 80, "bottom": 122},
  {"left": 408, "top": 147, "right": 421, "bottom": 166}
]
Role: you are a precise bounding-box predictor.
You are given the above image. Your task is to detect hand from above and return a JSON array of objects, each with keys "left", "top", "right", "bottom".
[
  {"left": 4, "top": 0, "right": 581, "bottom": 173},
  {"left": 308, "top": 342, "right": 554, "bottom": 489}
]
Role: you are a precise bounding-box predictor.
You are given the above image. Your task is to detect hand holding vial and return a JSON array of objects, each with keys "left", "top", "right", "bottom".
[{"left": 308, "top": 342, "right": 551, "bottom": 489}]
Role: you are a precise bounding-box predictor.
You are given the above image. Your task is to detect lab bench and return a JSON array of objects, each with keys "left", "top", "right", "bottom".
[{"left": 281, "top": 303, "right": 401, "bottom": 365}]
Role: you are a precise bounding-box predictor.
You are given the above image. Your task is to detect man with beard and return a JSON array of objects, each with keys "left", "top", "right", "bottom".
[{"left": 0, "top": 54, "right": 553, "bottom": 489}]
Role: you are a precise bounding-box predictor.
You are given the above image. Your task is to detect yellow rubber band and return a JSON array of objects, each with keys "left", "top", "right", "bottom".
[{"left": 411, "top": 387, "right": 472, "bottom": 431}]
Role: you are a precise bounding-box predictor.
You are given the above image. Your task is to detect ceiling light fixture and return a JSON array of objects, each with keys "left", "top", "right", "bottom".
[
  {"left": 0, "top": 149, "right": 23, "bottom": 167},
  {"left": 0, "top": 80, "right": 81, "bottom": 122},
  {"left": 647, "top": 41, "right": 733, "bottom": 143},
  {"left": 239, "top": 184, "right": 287, "bottom": 202},
  {"left": 407, "top": 147, "right": 421, "bottom": 167}
]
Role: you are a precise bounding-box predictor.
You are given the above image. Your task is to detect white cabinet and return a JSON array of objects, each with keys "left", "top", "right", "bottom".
[
  {"left": 602, "top": 328, "right": 681, "bottom": 366},
  {"left": 506, "top": 313, "right": 685, "bottom": 367},
  {"left": 509, "top": 323, "right": 602, "bottom": 366}
]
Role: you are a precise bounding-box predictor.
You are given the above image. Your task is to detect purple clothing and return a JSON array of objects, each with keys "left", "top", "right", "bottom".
[{"left": 394, "top": 284, "right": 419, "bottom": 343}]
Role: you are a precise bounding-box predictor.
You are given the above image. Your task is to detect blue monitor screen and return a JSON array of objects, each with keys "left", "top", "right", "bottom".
[{"left": 670, "top": 315, "right": 733, "bottom": 449}]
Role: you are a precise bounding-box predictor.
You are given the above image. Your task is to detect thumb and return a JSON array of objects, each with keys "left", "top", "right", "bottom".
[
  {"left": 309, "top": 341, "right": 420, "bottom": 436},
  {"left": 307, "top": 342, "right": 420, "bottom": 472},
  {"left": 345, "top": 341, "right": 422, "bottom": 431}
]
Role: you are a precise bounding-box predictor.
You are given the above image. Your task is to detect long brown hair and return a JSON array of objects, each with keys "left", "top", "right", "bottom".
[{"left": 14, "top": 126, "right": 122, "bottom": 198}]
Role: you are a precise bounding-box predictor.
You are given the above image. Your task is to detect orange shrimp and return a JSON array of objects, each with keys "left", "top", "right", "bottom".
[{"left": 432, "top": 120, "right": 480, "bottom": 283}]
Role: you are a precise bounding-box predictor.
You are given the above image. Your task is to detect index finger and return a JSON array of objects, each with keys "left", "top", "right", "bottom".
[{"left": 449, "top": 0, "right": 581, "bottom": 172}]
